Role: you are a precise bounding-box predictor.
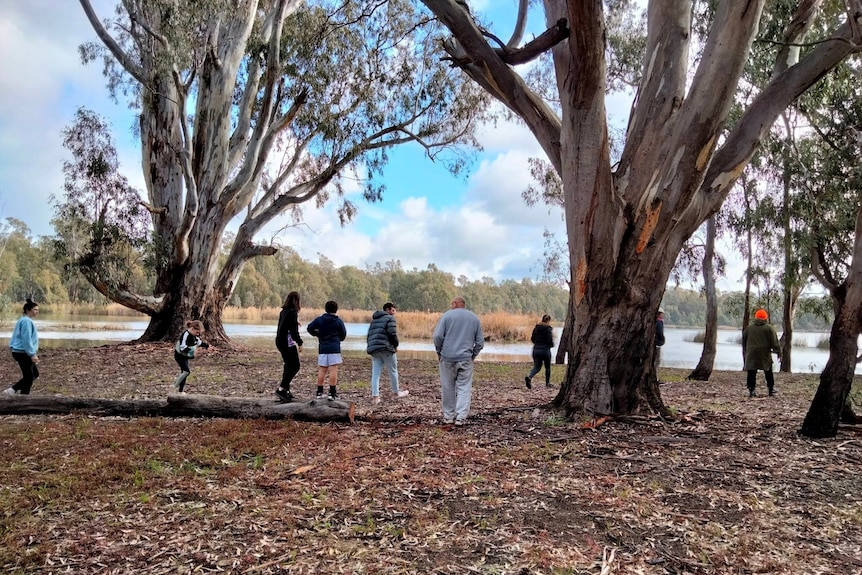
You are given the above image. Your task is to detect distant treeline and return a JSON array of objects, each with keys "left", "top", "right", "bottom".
[{"left": 0, "top": 219, "right": 832, "bottom": 329}]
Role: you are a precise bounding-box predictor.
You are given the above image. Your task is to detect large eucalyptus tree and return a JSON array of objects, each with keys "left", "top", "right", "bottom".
[
  {"left": 422, "top": 0, "right": 862, "bottom": 417},
  {"left": 66, "top": 0, "right": 488, "bottom": 343}
]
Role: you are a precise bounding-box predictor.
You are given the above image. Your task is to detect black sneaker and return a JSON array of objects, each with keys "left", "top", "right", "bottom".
[
  {"left": 316, "top": 392, "right": 324, "bottom": 399},
  {"left": 525, "top": 376, "right": 532, "bottom": 390},
  {"left": 768, "top": 389, "right": 777, "bottom": 397},
  {"left": 749, "top": 390, "right": 757, "bottom": 398},
  {"left": 328, "top": 393, "right": 338, "bottom": 401},
  {"left": 275, "top": 389, "right": 294, "bottom": 403}
]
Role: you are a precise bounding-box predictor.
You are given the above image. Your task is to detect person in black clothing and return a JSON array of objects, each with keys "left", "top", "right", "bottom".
[
  {"left": 275, "top": 291, "right": 303, "bottom": 402},
  {"left": 173, "top": 320, "right": 209, "bottom": 392},
  {"left": 525, "top": 314, "right": 555, "bottom": 389},
  {"left": 654, "top": 307, "right": 666, "bottom": 378}
]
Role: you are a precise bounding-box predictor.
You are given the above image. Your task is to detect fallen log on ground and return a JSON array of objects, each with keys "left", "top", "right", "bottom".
[{"left": 0, "top": 393, "right": 355, "bottom": 422}]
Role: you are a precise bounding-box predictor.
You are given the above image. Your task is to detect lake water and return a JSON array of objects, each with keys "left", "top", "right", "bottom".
[{"left": 0, "top": 315, "right": 853, "bottom": 374}]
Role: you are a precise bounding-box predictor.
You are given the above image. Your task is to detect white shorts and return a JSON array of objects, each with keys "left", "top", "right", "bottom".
[{"left": 318, "top": 353, "right": 343, "bottom": 367}]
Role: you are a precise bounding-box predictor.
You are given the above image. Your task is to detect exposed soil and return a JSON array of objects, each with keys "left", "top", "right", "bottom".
[{"left": 1, "top": 344, "right": 861, "bottom": 574}]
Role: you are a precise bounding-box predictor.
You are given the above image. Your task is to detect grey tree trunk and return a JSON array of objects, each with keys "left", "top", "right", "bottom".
[
  {"left": 800, "top": 204, "right": 862, "bottom": 438},
  {"left": 688, "top": 215, "right": 718, "bottom": 381}
]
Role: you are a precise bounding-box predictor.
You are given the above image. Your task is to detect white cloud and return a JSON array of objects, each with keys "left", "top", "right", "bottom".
[{"left": 0, "top": 0, "right": 132, "bottom": 237}]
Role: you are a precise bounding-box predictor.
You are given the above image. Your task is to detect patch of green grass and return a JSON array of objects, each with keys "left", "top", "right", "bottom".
[{"left": 543, "top": 414, "right": 567, "bottom": 427}]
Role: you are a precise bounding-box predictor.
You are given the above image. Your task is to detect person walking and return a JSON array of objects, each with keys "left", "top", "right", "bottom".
[
  {"left": 742, "top": 309, "right": 781, "bottom": 397},
  {"left": 655, "top": 307, "right": 666, "bottom": 380},
  {"left": 275, "top": 291, "right": 303, "bottom": 403},
  {"left": 173, "top": 320, "right": 209, "bottom": 393},
  {"left": 307, "top": 300, "right": 347, "bottom": 400},
  {"left": 366, "top": 302, "right": 409, "bottom": 404},
  {"left": 4, "top": 298, "right": 41, "bottom": 396},
  {"left": 433, "top": 296, "right": 484, "bottom": 426},
  {"left": 525, "top": 314, "right": 554, "bottom": 389}
]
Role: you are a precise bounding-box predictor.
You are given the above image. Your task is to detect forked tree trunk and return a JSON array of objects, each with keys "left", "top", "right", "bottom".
[{"left": 689, "top": 215, "right": 718, "bottom": 381}]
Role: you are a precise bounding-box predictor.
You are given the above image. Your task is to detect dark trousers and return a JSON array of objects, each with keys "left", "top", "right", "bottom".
[
  {"left": 747, "top": 369, "right": 775, "bottom": 392},
  {"left": 12, "top": 351, "right": 39, "bottom": 394},
  {"left": 279, "top": 345, "right": 300, "bottom": 389},
  {"left": 527, "top": 349, "right": 552, "bottom": 385},
  {"left": 174, "top": 351, "right": 191, "bottom": 373}
]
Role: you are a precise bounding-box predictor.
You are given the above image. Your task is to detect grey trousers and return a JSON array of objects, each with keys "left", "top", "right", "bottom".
[{"left": 439, "top": 358, "right": 474, "bottom": 422}]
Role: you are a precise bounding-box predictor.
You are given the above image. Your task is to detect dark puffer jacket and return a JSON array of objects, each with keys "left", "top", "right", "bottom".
[
  {"left": 366, "top": 310, "right": 398, "bottom": 354},
  {"left": 530, "top": 323, "right": 554, "bottom": 351}
]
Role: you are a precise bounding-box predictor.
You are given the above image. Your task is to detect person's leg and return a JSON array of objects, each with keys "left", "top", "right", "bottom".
[
  {"left": 746, "top": 370, "right": 757, "bottom": 396},
  {"left": 173, "top": 353, "right": 190, "bottom": 392},
  {"left": 765, "top": 369, "right": 776, "bottom": 395},
  {"left": 281, "top": 346, "right": 300, "bottom": 389},
  {"left": 454, "top": 359, "right": 474, "bottom": 424},
  {"left": 542, "top": 352, "right": 552, "bottom": 387},
  {"left": 526, "top": 352, "right": 542, "bottom": 387},
  {"left": 370, "top": 353, "right": 383, "bottom": 398},
  {"left": 327, "top": 364, "right": 339, "bottom": 397},
  {"left": 316, "top": 354, "right": 327, "bottom": 396},
  {"left": 439, "top": 360, "right": 457, "bottom": 423},
  {"left": 12, "top": 352, "right": 34, "bottom": 394},
  {"left": 384, "top": 352, "right": 401, "bottom": 394}
]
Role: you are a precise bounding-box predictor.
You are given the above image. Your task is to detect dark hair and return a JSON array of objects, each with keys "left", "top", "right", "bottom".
[
  {"left": 383, "top": 302, "right": 396, "bottom": 311},
  {"left": 185, "top": 320, "right": 204, "bottom": 332},
  {"left": 283, "top": 291, "right": 301, "bottom": 311},
  {"left": 325, "top": 300, "right": 338, "bottom": 314},
  {"left": 23, "top": 298, "right": 38, "bottom": 314},
  {"left": 541, "top": 314, "right": 551, "bottom": 323}
]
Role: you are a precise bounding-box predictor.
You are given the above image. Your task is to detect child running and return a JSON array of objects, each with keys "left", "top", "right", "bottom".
[
  {"left": 173, "top": 320, "right": 209, "bottom": 393},
  {"left": 307, "top": 300, "right": 347, "bottom": 400}
]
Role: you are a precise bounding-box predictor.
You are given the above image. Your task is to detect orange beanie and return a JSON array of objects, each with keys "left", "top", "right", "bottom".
[{"left": 754, "top": 309, "right": 768, "bottom": 320}]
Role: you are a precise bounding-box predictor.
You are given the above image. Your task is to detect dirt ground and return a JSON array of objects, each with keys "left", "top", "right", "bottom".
[{"left": 0, "top": 344, "right": 861, "bottom": 574}]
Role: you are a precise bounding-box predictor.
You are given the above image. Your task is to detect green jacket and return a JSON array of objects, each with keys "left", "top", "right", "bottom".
[{"left": 742, "top": 319, "right": 780, "bottom": 371}]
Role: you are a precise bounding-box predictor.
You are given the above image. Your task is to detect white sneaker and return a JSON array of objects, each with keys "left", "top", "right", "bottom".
[
  {"left": 3, "top": 388, "right": 15, "bottom": 396},
  {"left": 396, "top": 390, "right": 409, "bottom": 398},
  {"left": 371, "top": 396, "right": 381, "bottom": 405}
]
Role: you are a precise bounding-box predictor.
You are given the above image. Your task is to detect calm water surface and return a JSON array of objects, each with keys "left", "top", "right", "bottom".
[{"left": 0, "top": 315, "right": 853, "bottom": 374}]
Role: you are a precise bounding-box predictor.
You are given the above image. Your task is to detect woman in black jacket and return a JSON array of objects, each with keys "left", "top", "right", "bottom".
[
  {"left": 525, "top": 314, "right": 554, "bottom": 389},
  {"left": 275, "top": 291, "right": 303, "bottom": 402}
]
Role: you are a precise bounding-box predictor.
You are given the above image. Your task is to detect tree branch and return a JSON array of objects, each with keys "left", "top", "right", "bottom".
[{"left": 78, "top": 0, "right": 148, "bottom": 85}]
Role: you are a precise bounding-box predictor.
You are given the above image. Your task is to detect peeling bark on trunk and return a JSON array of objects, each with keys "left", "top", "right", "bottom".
[{"left": 0, "top": 394, "right": 356, "bottom": 422}]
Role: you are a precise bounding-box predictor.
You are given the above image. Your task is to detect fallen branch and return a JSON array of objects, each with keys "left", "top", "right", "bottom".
[{"left": 0, "top": 393, "right": 355, "bottom": 422}]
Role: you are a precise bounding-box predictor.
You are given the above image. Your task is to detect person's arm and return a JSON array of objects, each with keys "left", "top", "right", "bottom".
[
  {"left": 338, "top": 319, "right": 347, "bottom": 341},
  {"left": 472, "top": 320, "right": 485, "bottom": 357},
  {"left": 288, "top": 310, "right": 303, "bottom": 347},
  {"left": 387, "top": 317, "right": 399, "bottom": 349},
  {"left": 307, "top": 317, "right": 319, "bottom": 336},
  {"left": 23, "top": 320, "right": 39, "bottom": 358}
]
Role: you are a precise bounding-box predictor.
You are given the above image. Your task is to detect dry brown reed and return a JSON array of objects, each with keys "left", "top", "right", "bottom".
[{"left": 39, "top": 304, "right": 547, "bottom": 342}]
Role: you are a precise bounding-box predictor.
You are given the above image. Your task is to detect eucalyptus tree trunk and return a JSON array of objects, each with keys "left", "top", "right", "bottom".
[
  {"left": 424, "top": 0, "right": 861, "bottom": 417},
  {"left": 688, "top": 215, "right": 718, "bottom": 381},
  {"left": 800, "top": 204, "right": 862, "bottom": 438}
]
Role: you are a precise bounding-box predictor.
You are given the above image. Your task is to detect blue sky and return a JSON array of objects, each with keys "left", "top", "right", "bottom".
[{"left": 0, "top": 1, "right": 744, "bottom": 290}]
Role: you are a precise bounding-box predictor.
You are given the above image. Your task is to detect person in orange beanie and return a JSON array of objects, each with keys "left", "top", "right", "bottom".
[{"left": 742, "top": 309, "right": 781, "bottom": 397}]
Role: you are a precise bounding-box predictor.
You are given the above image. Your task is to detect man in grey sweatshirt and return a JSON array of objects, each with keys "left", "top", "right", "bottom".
[{"left": 433, "top": 296, "right": 484, "bottom": 426}]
